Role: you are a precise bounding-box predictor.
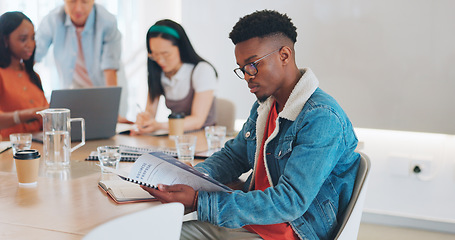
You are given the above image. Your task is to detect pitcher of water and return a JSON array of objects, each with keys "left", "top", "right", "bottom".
[{"left": 37, "top": 108, "right": 85, "bottom": 169}]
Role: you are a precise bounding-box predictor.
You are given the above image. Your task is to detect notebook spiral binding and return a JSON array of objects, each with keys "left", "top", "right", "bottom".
[
  {"left": 119, "top": 175, "right": 158, "bottom": 189},
  {"left": 119, "top": 145, "right": 177, "bottom": 156},
  {"left": 85, "top": 151, "right": 140, "bottom": 162},
  {"left": 85, "top": 145, "right": 177, "bottom": 162}
]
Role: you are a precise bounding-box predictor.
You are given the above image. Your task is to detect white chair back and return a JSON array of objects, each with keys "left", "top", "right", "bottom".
[
  {"left": 84, "top": 202, "right": 184, "bottom": 240},
  {"left": 215, "top": 98, "right": 236, "bottom": 135},
  {"left": 334, "top": 152, "right": 371, "bottom": 239}
]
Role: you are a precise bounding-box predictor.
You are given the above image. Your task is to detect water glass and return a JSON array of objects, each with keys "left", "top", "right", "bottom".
[
  {"left": 174, "top": 135, "right": 197, "bottom": 166},
  {"left": 9, "top": 133, "right": 32, "bottom": 155},
  {"left": 204, "top": 126, "right": 226, "bottom": 151},
  {"left": 97, "top": 146, "right": 121, "bottom": 173}
]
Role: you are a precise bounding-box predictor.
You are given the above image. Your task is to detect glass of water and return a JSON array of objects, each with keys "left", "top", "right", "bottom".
[
  {"left": 174, "top": 135, "right": 197, "bottom": 166},
  {"left": 204, "top": 126, "right": 226, "bottom": 151},
  {"left": 97, "top": 145, "right": 121, "bottom": 173},
  {"left": 9, "top": 133, "right": 32, "bottom": 155}
]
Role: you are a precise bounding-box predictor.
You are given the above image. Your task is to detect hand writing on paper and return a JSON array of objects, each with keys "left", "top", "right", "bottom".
[
  {"left": 134, "top": 111, "right": 149, "bottom": 128},
  {"left": 141, "top": 184, "right": 197, "bottom": 211},
  {"left": 131, "top": 118, "right": 159, "bottom": 135}
]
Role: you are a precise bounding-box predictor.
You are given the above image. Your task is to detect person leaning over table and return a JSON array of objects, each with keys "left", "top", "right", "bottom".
[
  {"left": 0, "top": 12, "right": 48, "bottom": 140},
  {"left": 131, "top": 19, "right": 218, "bottom": 135},
  {"left": 34, "top": 0, "right": 131, "bottom": 122},
  {"left": 142, "top": 10, "right": 361, "bottom": 240},
  {"left": 34, "top": 0, "right": 121, "bottom": 89}
]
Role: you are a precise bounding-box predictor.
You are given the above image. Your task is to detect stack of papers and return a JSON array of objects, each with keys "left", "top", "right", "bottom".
[{"left": 0, "top": 141, "right": 11, "bottom": 154}]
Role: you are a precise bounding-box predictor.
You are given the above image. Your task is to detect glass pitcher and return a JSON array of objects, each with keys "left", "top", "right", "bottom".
[{"left": 37, "top": 108, "right": 85, "bottom": 169}]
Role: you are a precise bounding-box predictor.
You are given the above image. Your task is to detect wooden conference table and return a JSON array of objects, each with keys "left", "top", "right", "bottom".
[{"left": 0, "top": 130, "right": 210, "bottom": 239}]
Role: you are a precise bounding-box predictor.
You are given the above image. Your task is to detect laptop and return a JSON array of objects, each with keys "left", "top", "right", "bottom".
[{"left": 37, "top": 86, "right": 121, "bottom": 141}]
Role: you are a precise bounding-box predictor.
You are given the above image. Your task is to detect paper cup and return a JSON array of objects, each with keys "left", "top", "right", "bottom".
[
  {"left": 14, "top": 149, "right": 40, "bottom": 186},
  {"left": 168, "top": 112, "right": 185, "bottom": 137}
]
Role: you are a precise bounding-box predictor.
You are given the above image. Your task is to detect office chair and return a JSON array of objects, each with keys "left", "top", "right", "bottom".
[
  {"left": 333, "top": 152, "right": 371, "bottom": 240},
  {"left": 83, "top": 202, "right": 184, "bottom": 240},
  {"left": 215, "top": 98, "right": 236, "bottom": 135}
]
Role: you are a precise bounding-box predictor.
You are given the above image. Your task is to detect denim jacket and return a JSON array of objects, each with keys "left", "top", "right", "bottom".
[{"left": 195, "top": 68, "right": 360, "bottom": 239}]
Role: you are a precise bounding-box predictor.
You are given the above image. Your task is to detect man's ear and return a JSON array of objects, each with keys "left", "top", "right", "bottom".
[{"left": 279, "top": 46, "right": 292, "bottom": 65}]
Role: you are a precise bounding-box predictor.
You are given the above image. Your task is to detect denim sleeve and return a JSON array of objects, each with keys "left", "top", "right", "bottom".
[
  {"left": 197, "top": 105, "right": 349, "bottom": 228},
  {"left": 100, "top": 19, "right": 121, "bottom": 70}
]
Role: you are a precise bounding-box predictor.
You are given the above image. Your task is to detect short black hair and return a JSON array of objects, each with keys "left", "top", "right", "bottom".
[{"left": 229, "top": 10, "right": 297, "bottom": 45}]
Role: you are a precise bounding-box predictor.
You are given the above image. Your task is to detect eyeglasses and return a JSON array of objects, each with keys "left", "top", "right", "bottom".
[
  {"left": 148, "top": 51, "right": 172, "bottom": 62},
  {"left": 233, "top": 47, "right": 282, "bottom": 79}
]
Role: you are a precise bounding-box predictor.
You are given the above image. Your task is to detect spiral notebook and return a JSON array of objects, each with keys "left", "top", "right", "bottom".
[
  {"left": 85, "top": 144, "right": 214, "bottom": 162},
  {"left": 103, "top": 152, "right": 231, "bottom": 192},
  {"left": 86, "top": 151, "right": 142, "bottom": 162},
  {"left": 118, "top": 145, "right": 177, "bottom": 156},
  {"left": 85, "top": 145, "right": 177, "bottom": 162},
  {"left": 119, "top": 144, "right": 214, "bottom": 159}
]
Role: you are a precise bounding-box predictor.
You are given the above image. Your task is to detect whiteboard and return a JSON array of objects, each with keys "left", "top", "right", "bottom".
[{"left": 182, "top": 0, "right": 455, "bottom": 134}]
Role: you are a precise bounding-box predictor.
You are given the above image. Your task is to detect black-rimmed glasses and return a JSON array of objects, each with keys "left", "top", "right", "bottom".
[{"left": 233, "top": 47, "right": 282, "bottom": 79}]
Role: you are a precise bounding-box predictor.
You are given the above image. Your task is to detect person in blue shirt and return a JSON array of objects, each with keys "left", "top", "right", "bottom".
[
  {"left": 35, "top": 0, "right": 121, "bottom": 89},
  {"left": 142, "top": 10, "right": 360, "bottom": 240}
]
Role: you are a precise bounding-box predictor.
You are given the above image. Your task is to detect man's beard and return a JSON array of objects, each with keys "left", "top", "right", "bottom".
[{"left": 256, "top": 94, "right": 269, "bottom": 103}]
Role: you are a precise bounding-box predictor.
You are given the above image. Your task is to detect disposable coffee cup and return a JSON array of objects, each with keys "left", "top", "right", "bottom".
[
  {"left": 168, "top": 112, "right": 185, "bottom": 137},
  {"left": 14, "top": 149, "right": 41, "bottom": 186}
]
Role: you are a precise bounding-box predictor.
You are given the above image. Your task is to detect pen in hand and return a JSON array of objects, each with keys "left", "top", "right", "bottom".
[
  {"left": 134, "top": 103, "right": 158, "bottom": 132},
  {"left": 135, "top": 103, "right": 145, "bottom": 129},
  {"left": 136, "top": 103, "right": 143, "bottom": 113}
]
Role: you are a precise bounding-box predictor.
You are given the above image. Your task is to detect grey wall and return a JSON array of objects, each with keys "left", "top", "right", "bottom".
[{"left": 182, "top": 0, "right": 455, "bottom": 134}]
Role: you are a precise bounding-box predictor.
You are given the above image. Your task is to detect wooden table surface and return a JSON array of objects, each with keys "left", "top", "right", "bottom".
[{"left": 0, "top": 131, "right": 209, "bottom": 239}]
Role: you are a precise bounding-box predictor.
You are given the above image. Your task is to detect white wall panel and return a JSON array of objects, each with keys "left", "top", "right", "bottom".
[{"left": 182, "top": 0, "right": 455, "bottom": 134}]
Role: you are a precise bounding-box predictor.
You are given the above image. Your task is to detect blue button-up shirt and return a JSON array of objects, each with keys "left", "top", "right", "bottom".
[{"left": 35, "top": 4, "right": 121, "bottom": 88}]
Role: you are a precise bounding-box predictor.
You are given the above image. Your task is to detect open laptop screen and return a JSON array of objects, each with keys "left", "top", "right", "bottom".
[{"left": 48, "top": 86, "right": 122, "bottom": 141}]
